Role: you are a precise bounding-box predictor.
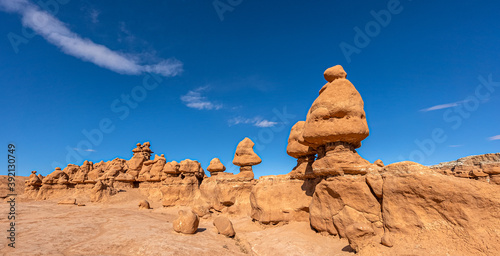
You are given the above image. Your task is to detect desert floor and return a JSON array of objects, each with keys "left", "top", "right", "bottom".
[{"left": 0, "top": 188, "right": 353, "bottom": 256}]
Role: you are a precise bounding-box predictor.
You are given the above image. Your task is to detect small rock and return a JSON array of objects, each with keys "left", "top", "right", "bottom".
[
  {"left": 345, "top": 223, "right": 376, "bottom": 252},
  {"left": 77, "top": 203, "right": 86, "bottom": 207},
  {"left": 381, "top": 234, "right": 393, "bottom": 247},
  {"left": 138, "top": 200, "right": 151, "bottom": 210}
]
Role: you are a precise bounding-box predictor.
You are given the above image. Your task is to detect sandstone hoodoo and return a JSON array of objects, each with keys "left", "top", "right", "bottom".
[
  {"left": 232, "top": 137, "right": 261, "bottom": 180},
  {"left": 286, "top": 121, "right": 316, "bottom": 179},
  {"left": 13, "top": 65, "right": 500, "bottom": 256},
  {"left": 301, "top": 65, "right": 372, "bottom": 176},
  {"left": 207, "top": 158, "right": 226, "bottom": 176}
]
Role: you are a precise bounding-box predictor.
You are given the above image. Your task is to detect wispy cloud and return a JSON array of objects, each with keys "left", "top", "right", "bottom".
[
  {"left": 420, "top": 100, "right": 469, "bottom": 112},
  {"left": 73, "top": 148, "right": 96, "bottom": 152},
  {"left": 180, "top": 86, "right": 222, "bottom": 110},
  {"left": 0, "top": 0, "right": 182, "bottom": 77},
  {"left": 489, "top": 135, "right": 500, "bottom": 141},
  {"left": 448, "top": 145, "right": 464, "bottom": 148},
  {"left": 89, "top": 9, "right": 100, "bottom": 24},
  {"left": 228, "top": 116, "right": 278, "bottom": 127}
]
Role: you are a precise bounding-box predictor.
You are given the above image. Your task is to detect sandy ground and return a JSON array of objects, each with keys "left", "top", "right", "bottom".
[{"left": 0, "top": 188, "right": 353, "bottom": 256}]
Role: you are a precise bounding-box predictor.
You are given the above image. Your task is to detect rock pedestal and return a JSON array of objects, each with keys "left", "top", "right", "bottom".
[{"left": 233, "top": 138, "right": 261, "bottom": 180}]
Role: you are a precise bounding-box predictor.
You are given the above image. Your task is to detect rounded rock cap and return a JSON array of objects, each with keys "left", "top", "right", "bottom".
[{"left": 324, "top": 65, "right": 347, "bottom": 82}]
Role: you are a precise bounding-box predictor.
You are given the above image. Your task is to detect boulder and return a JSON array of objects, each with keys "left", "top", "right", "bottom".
[
  {"left": 173, "top": 210, "right": 199, "bottom": 234},
  {"left": 213, "top": 216, "right": 236, "bottom": 237}
]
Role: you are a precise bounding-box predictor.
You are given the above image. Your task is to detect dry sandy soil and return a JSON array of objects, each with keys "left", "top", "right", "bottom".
[{"left": 0, "top": 185, "right": 353, "bottom": 256}]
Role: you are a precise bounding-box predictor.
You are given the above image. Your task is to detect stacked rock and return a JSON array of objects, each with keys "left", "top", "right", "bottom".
[
  {"left": 207, "top": 158, "right": 226, "bottom": 176},
  {"left": 232, "top": 138, "right": 261, "bottom": 179},
  {"left": 301, "top": 65, "right": 372, "bottom": 176},
  {"left": 286, "top": 121, "right": 316, "bottom": 179}
]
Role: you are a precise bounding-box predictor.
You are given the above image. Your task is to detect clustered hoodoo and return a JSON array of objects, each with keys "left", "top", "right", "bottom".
[{"left": 23, "top": 65, "right": 500, "bottom": 253}]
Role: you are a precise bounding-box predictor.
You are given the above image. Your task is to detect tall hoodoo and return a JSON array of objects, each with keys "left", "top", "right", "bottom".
[
  {"left": 286, "top": 121, "right": 316, "bottom": 179},
  {"left": 301, "top": 65, "right": 371, "bottom": 176},
  {"left": 233, "top": 137, "right": 261, "bottom": 179}
]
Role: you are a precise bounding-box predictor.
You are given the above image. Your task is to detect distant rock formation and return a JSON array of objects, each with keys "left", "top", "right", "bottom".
[{"left": 430, "top": 153, "right": 500, "bottom": 184}]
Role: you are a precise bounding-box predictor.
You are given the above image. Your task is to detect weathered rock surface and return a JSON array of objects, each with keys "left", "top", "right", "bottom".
[
  {"left": 250, "top": 175, "right": 319, "bottom": 224},
  {"left": 200, "top": 175, "right": 254, "bottom": 215},
  {"left": 345, "top": 222, "right": 377, "bottom": 252},
  {"left": 213, "top": 216, "right": 235, "bottom": 237},
  {"left": 233, "top": 138, "right": 262, "bottom": 167},
  {"left": 309, "top": 175, "right": 383, "bottom": 238},
  {"left": 173, "top": 210, "right": 199, "bottom": 234},
  {"left": 382, "top": 161, "right": 500, "bottom": 255}
]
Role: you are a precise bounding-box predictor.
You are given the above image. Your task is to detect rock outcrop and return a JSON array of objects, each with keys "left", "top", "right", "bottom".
[
  {"left": 430, "top": 153, "right": 500, "bottom": 184},
  {"left": 250, "top": 175, "right": 319, "bottom": 224},
  {"left": 173, "top": 210, "right": 199, "bottom": 234}
]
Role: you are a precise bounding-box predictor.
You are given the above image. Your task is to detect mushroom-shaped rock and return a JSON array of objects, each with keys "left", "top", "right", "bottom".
[
  {"left": 286, "top": 121, "right": 316, "bottom": 179},
  {"left": 233, "top": 138, "right": 262, "bottom": 166},
  {"left": 213, "top": 216, "right": 235, "bottom": 237},
  {"left": 173, "top": 210, "right": 199, "bottom": 234},
  {"left": 232, "top": 138, "right": 261, "bottom": 179},
  {"left": 162, "top": 161, "right": 181, "bottom": 178},
  {"left": 207, "top": 158, "right": 226, "bottom": 176},
  {"left": 138, "top": 200, "right": 151, "bottom": 210},
  {"left": 301, "top": 65, "right": 372, "bottom": 176}
]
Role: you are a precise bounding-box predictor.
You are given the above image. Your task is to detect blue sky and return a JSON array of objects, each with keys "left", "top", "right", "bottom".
[{"left": 1, "top": 0, "right": 499, "bottom": 177}]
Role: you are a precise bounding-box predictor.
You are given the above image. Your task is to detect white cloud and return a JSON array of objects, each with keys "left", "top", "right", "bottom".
[
  {"left": 448, "top": 145, "right": 464, "bottom": 148},
  {"left": 489, "top": 135, "right": 500, "bottom": 141},
  {"left": 420, "top": 100, "right": 468, "bottom": 112},
  {"left": 228, "top": 116, "right": 278, "bottom": 127},
  {"left": 180, "top": 86, "right": 222, "bottom": 110},
  {"left": 0, "top": 0, "right": 182, "bottom": 77},
  {"left": 255, "top": 120, "right": 278, "bottom": 127}
]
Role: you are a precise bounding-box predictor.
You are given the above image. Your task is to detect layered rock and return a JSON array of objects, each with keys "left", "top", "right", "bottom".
[
  {"left": 309, "top": 175, "right": 383, "bottom": 238},
  {"left": 286, "top": 121, "right": 316, "bottom": 179},
  {"left": 160, "top": 159, "right": 205, "bottom": 207},
  {"left": 430, "top": 153, "right": 500, "bottom": 184},
  {"left": 301, "top": 65, "right": 372, "bottom": 176},
  {"left": 199, "top": 174, "right": 255, "bottom": 215},
  {"left": 233, "top": 138, "right": 261, "bottom": 180}
]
